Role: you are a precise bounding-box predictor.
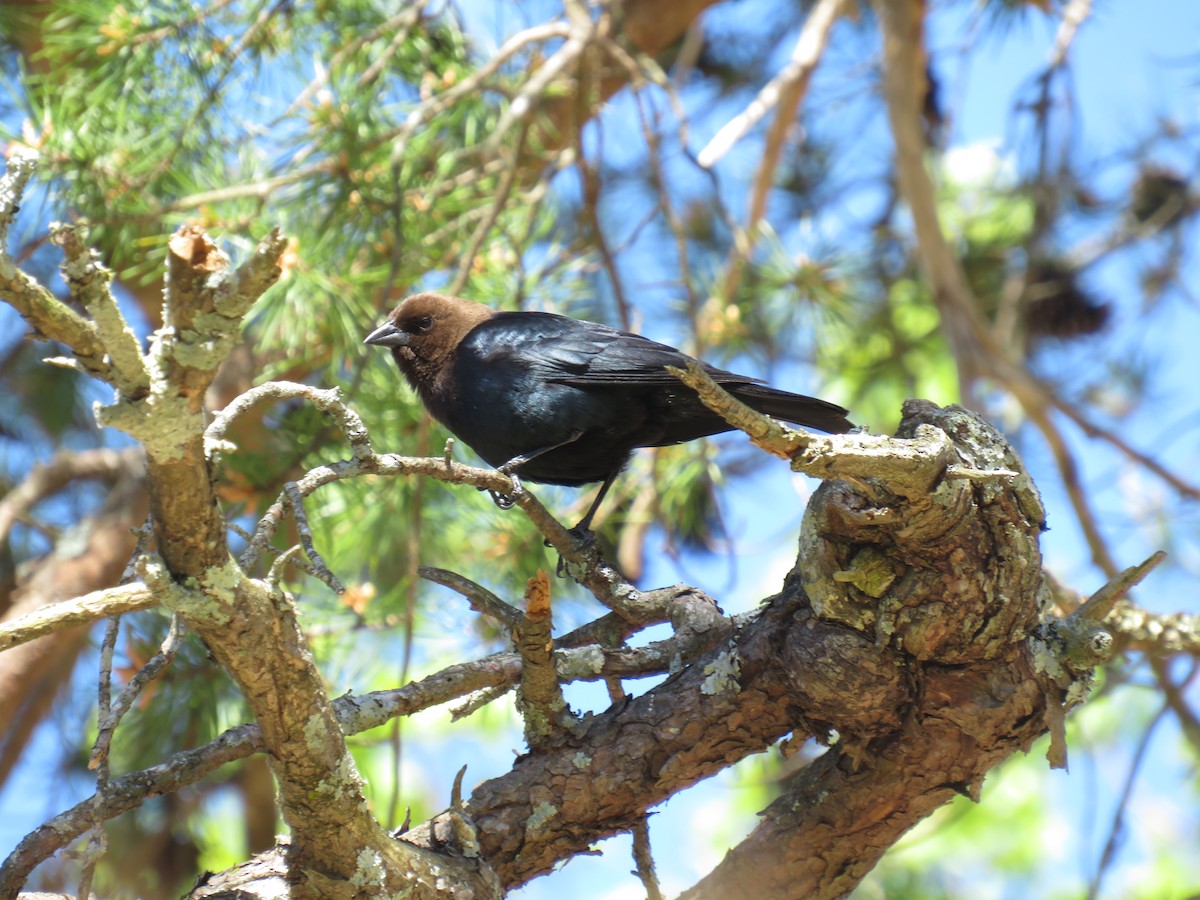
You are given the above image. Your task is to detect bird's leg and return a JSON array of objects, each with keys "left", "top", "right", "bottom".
[
  {"left": 485, "top": 431, "right": 585, "bottom": 510},
  {"left": 550, "top": 471, "right": 618, "bottom": 578},
  {"left": 573, "top": 470, "right": 616, "bottom": 535}
]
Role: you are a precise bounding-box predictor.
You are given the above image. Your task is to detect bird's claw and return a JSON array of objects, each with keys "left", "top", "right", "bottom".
[
  {"left": 485, "top": 468, "right": 524, "bottom": 510},
  {"left": 551, "top": 524, "right": 597, "bottom": 577},
  {"left": 544, "top": 524, "right": 596, "bottom": 550},
  {"left": 488, "top": 490, "right": 517, "bottom": 510}
]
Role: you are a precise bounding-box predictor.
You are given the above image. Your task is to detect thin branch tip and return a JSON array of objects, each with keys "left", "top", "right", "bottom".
[{"left": 1071, "top": 550, "right": 1167, "bottom": 623}]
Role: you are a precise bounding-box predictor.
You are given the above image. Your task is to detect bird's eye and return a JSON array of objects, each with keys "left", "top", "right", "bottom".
[{"left": 413, "top": 315, "right": 434, "bottom": 334}]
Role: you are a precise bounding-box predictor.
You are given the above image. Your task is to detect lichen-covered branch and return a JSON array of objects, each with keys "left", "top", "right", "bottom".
[
  {"left": 0, "top": 177, "right": 502, "bottom": 893},
  {"left": 1, "top": 588, "right": 719, "bottom": 888},
  {"left": 0, "top": 582, "right": 155, "bottom": 652},
  {"left": 0, "top": 151, "right": 114, "bottom": 381},
  {"left": 50, "top": 223, "right": 150, "bottom": 399},
  {"left": 205, "top": 380, "right": 374, "bottom": 462}
]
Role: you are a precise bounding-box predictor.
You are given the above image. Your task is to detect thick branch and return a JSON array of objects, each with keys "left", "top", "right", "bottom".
[{"left": 682, "top": 660, "right": 1048, "bottom": 899}]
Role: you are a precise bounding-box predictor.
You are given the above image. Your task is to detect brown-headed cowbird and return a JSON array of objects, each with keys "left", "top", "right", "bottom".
[{"left": 365, "top": 292, "right": 852, "bottom": 530}]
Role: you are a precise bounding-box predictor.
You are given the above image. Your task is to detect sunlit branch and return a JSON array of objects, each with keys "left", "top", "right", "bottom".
[{"left": 0, "top": 583, "right": 157, "bottom": 653}]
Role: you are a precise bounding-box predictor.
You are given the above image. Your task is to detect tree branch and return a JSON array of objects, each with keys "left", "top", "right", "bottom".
[
  {"left": 0, "top": 582, "right": 155, "bottom": 653},
  {"left": 50, "top": 223, "right": 150, "bottom": 399},
  {"left": 1, "top": 585, "right": 721, "bottom": 888},
  {"left": 0, "top": 197, "right": 501, "bottom": 893},
  {"left": 516, "top": 570, "right": 576, "bottom": 750},
  {"left": 696, "top": 0, "right": 844, "bottom": 169},
  {"left": 418, "top": 566, "right": 523, "bottom": 632},
  {"left": 0, "top": 151, "right": 113, "bottom": 381}
]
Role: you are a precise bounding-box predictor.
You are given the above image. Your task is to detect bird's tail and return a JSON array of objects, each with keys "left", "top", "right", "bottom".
[{"left": 731, "top": 384, "right": 854, "bottom": 434}]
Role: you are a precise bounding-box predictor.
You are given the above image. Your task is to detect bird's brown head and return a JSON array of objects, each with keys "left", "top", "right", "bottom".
[{"left": 364, "top": 292, "right": 495, "bottom": 390}]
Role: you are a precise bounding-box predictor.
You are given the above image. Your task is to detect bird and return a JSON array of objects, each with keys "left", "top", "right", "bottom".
[{"left": 364, "top": 292, "right": 853, "bottom": 532}]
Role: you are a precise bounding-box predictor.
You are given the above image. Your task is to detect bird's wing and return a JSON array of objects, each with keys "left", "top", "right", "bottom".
[{"left": 470, "top": 312, "right": 760, "bottom": 386}]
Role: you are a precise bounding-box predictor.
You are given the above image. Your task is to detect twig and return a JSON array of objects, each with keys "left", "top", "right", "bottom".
[
  {"left": 698, "top": 0, "right": 844, "bottom": 169},
  {"left": 714, "top": 0, "right": 845, "bottom": 303},
  {"left": 266, "top": 545, "right": 305, "bottom": 590},
  {"left": 281, "top": 5, "right": 428, "bottom": 121},
  {"left": 576, "top": 136, "right": 634, "bottom": 331},
  {"left": 1048, "top": 0, "right": 1093, "bottom": 70},
  {"left": 389, "top": 21, "right": 572, "bottom": 159},
  {"left": 419, "top": 151, "right": 570, "bottom": 253},
  {"left": 50, "top": 223, "right": 150, "bottom": 399},
  {"left": 1070, "top": 551, "right": 1166, "bottom": 624},
  {"left": 90, "top": 614, "right": 188, "bottom": 772},
  {"left": 486, "top": 28, "right": 591, "bottom": 151},
  {"left": 216, "top": 226, "right": 289, "bottom": 319},
  {"left": 631, "top": 83, "right": 700, "bottom": 337},
  {"left": 1086, "top": 693, "right": 1173, "bottom": 900},
  {"left": 0, "top": 583, "right": 157, "bottom": 653},
  {"left": 241, "top": 452, "right": 651, "bottom": 620},
  {"left": 516, "top": 570, "right": 576, "bottom": 749},
  {"left": 631, "top": 817, "right": 664, "bottom": 900},
  {"left": 445, "top": 764, "right": 482, "bottom": 859},
  {"left": 418, "top": 566, "right": 523, "bottom": 632},
  {"left": 1023, "top": 402, "right": 1117, "bottom": 575},
  {"left": 1154, "top": 659, "right": 1200, "bottom": 755},
  {"left": 447, "top": 119, "right": 531, "bottom": 296},
  {"left": 356, "top": 6, "right": 426, "bottom": 89},
  {"left": 206, "top": 380, "right": 374, "bottom": 462},
  {"left": 389, "top": 416, "right": 430, "bottom": 828},
  {"left": 450, "top": 685, "right": 513, "bottom": 720},
  {"left": 118, "top": 515, "right": 155, "bottom": 586},
  {"left": 1049, "top": 399, "right": 1200, "bottom": 503},
  {"left": 0, "top": 152, "right": 114, "bottom": 381},
  {"left": 283, "top": 482, "right": 344, "bottom": 595},
  {"left": 78, "top": 611, "right": 122, "bottom": 898},
  {"left": 667, "top": 363, "right": 811, "bottom": 460}
]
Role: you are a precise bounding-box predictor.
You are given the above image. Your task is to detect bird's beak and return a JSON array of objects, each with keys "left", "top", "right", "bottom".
[{"left": 363, "top": 321, "right": 409, "bottom": 348}]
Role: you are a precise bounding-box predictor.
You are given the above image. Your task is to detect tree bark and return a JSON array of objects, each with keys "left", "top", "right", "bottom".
[{"left": 178, "top": 402, "right": 1077, "bottom": 898}]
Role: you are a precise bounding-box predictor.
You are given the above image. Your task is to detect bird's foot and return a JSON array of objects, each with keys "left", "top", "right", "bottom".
[
  {"left": 487, "top": 489, "right": 516, "bottom": 510},
  {"left": 484, "top": 467, "right": 524, "bottom": 510},
  {"left": 544, "top": 524, "right": 596, "bottom": 550},
  {"left": 567, "top": 523, "right": 596, "bottom": 547},
  {"left": 550, "top": 524, "right": 597, "bottom": 578}
]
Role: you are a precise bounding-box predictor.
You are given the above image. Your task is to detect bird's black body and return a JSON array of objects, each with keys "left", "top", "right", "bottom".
[
  {"left": 427, "top": 311, "right": 848, "bottom": 485},
  {"left": 365, "top": 293, "right": 853, "bottom": 527}
]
